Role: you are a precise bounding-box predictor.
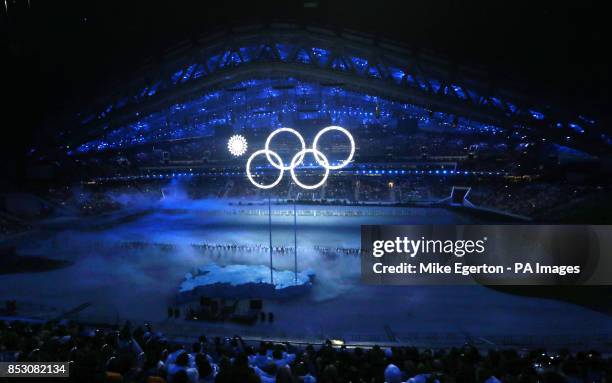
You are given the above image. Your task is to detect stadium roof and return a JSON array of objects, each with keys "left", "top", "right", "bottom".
[{"left": 63, "top": 24, "right": 607, "bottom": 155}]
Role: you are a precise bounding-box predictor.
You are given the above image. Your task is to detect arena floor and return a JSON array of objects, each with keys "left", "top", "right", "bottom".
[{"left": 1, "top": 197, "right": 610, "bottom": 349}]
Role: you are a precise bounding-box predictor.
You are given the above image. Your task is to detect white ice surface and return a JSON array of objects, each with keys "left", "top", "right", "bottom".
[
  {"left": 2, "top": 197, "right": 610, "bottom": 348},
  {"left": 180, "top": 264, "right": 312, "bottom": 292}
]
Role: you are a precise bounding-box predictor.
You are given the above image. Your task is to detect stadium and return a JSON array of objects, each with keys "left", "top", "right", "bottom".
[{"left": 2, "top": 2, "right": 612, "bottom": 382}]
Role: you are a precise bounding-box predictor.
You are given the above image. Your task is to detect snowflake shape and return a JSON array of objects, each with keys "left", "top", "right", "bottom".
[{"left": 227, "top": 134, "right": 248, "bottom": 157}]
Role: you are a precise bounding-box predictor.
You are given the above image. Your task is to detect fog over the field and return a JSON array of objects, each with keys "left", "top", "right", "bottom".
[
  {"left": 1, "top": 181, "right": 609, "bottom": 345},
  {"left": 16, "top": 180, "right": 368, "bottom": 309}
]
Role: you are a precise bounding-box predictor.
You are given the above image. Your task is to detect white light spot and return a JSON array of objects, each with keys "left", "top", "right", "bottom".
[{"left": 227, "top": 134, "right": 248, "bottom": 157}]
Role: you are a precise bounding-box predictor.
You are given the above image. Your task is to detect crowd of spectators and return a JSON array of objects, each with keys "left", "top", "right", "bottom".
[
  {"left": 44, "top": 187, "right": 124, "bottom": 215},
  {"left": 116, "top": 240, "right": 364, "bottom": 259},
  {"left": 32, "top": 172, "right": 605, "bottom": 220},
  {"left": 105, "top": 130, "right": 518, "bottom": 169},
  {"left": 466, "top": 182, "right": 598, "bottom": 217},
  {"left": 76, "top": 192, "right": 123, "bottom": 215},
  {"left": 1, "top": 319, "right": 609, "bottom": 382},
  {"left": 0, "top": 215, "right": 31, "bottom": 237}
]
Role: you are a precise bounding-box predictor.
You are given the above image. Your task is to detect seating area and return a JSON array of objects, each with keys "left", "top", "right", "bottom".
[
  {"left": 1, "top": 319, "right": 609, "bottom": 382},
  {"left": 40, "top": 174, "right": 606, "bottom": 220}
]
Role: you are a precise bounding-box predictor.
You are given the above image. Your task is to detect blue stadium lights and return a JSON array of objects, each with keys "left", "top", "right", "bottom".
[
  {"left": 65, "top": 25, "right": 608, "bottom": 181},
  {"left": 93, "top": 166, "right": 509, "bottom": 183},
  {"left": 568, "top": 123, "right": 585, "bottom": 134},
  {"left": 528, "top": 110, "right": 545, "bottom": 120},
  {"left": 73, "top": 73, "right": 602, "bottom": 155}
]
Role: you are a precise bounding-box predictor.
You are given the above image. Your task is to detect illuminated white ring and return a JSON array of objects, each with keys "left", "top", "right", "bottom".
[
  {"left": 246, "top": 149, "right": 284, "bottom": 189},
  {"left": 312, "top": 125, "right": 355, "bottom": 170},
  {"left": 264, "top": 127, "right": 306, "bottom": 171},
  {"left": 289, "top": 148, "right": 330, "bottom": 190}
]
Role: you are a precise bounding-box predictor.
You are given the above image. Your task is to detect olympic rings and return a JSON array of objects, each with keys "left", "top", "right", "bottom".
[
  {"left": 290, "top": 148, "right": 330, "bottom": 190},
  {"left": 312, "top": 125, "right": 355, "bottom": 170},
  {"left": 246, "top": 126, "right": 355, "bottom": 190},
  {"left": 264, "top": 127, "right": 306, "bottom": 170},
  {"left": 246, "top": 149, "right": 284, "bottom": 189}
]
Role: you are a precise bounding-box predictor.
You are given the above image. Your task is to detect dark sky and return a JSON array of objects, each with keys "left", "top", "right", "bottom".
[{"left": 2, "top": 0, "right": 610, "bottom": 172}]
